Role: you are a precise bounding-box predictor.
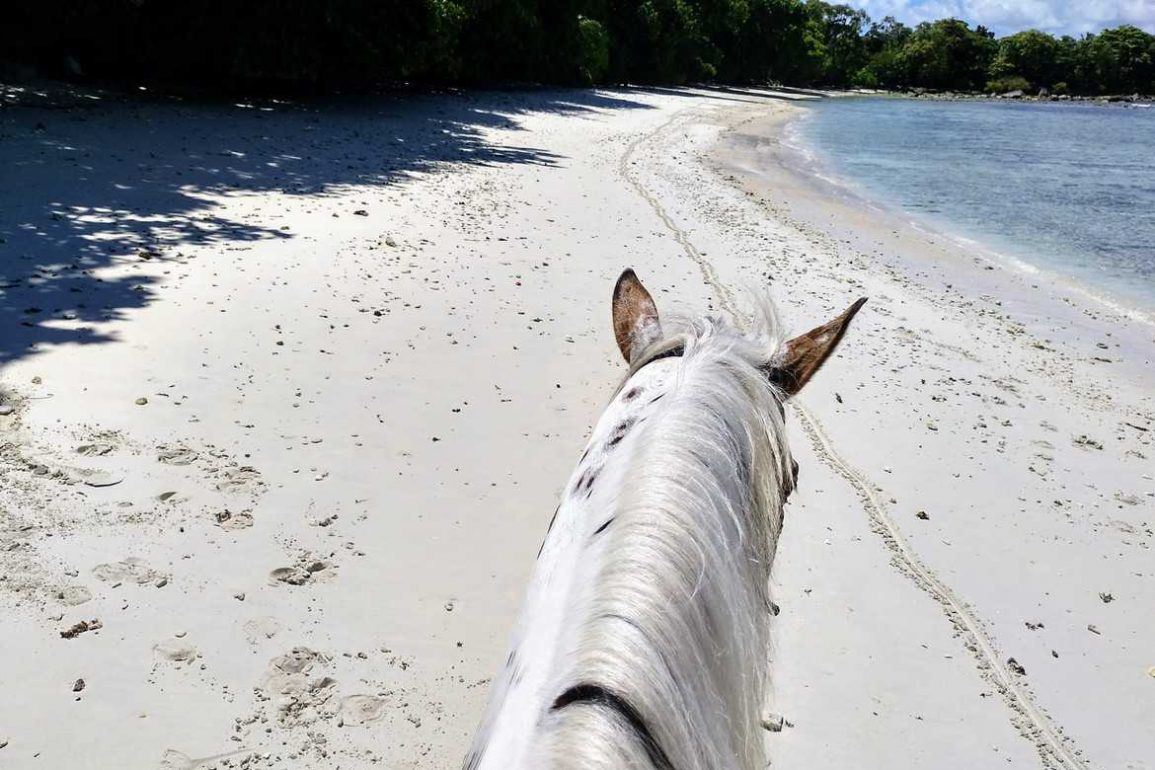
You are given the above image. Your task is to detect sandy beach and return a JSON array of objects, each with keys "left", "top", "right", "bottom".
[{"left": 1, "top": 84, "right": 1152, "bottom": 770}]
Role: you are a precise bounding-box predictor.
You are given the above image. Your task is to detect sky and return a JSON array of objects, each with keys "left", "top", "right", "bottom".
[{"left": 843, "top": 0, "right": 1155, "bottom": 37}]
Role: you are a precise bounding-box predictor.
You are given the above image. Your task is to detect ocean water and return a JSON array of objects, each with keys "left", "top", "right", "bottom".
[{"left": 787, "top": 97, "right": 1155, "bottom": 311}]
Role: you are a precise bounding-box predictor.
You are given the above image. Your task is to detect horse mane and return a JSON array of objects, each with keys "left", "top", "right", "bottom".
[
  {"left": 467, "top": 298, "right": 795, "bottom": 770},
  {"left": 539, "top": 302, "right": 793, "bottom": 769}
]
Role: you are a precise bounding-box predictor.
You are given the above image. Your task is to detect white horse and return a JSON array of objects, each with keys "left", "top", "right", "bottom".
[{"left": 465, "top": 270, "right": 865, "bottom": 770}]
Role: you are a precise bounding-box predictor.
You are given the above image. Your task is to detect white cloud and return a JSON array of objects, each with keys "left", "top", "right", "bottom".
[{"left": 848, "top": 0, "right": 1155, "bottom": 36}]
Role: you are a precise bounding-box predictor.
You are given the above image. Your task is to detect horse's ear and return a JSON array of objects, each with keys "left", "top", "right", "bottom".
[
  {"left": 768, "top": 298, "right": 866, "bottom": 397},
  {"left": 612, "top": 269, "right": 662, "bottom": 363}
]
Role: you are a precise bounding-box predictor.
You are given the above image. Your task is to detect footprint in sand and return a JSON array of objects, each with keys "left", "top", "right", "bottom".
[
  {"left": 80, "top": 470, "right": 124, "bottom": 488},
  {"left": 262, "top": 647, "right": 337, "bottom": 725},
  {"left": 338, "top": 694, "right": 389, "bottom": 726},
  {"left": 56, "top": 585, "right": 92, "bottom": 606},
  {"left": 243, "top": 616, "right": 282, "bottom": 644},
  {"left": 269, "top": 554, "right": 335, "bottom": 586},
  {"left": 158, "top": 750, "right": 195, "bottom": 770},
  {"left": 214, "top": 509, "right": 254, "bottom": 530},
  {"left": 214, "top": 467, "right": 263, "bottom": 494},
  {"left": 92, "top": 557, "right": 168, "bottom": 586}
]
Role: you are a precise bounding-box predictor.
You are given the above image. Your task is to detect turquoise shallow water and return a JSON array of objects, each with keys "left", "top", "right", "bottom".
[{"left": 787, "top": 97, "right": 1155, "bottom": 311}]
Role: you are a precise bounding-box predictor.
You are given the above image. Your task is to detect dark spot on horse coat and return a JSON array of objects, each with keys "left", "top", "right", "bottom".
[
  {"left": 550, "top": 683, "right": 674, "bottom": 770},
  {"left": 649, "top": 393, "right": 665, "bottom": 404},
  {"left": 623, "top": 385, "right": 644, "bottom": 401},
  {"left": 593, "top": 518, "right": 614, "bottom": 535},
  {"left": 583, "top": 467, "right": 600, "bottom": 497},
  {"left": 606, "top": 417, "right": 638, "bottom": 450}
]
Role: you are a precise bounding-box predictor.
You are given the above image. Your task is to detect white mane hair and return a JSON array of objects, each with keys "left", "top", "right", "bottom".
[{"left": 466, "top": 300, "right": 796, "bottom": 770}]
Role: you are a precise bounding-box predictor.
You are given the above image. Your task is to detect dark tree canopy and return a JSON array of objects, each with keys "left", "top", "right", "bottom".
[{"left": 4, "top": 1, "right": 1153, "bottom": 95}]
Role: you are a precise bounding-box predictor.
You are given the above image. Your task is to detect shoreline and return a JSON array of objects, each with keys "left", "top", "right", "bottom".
[
  {"left": 774, "top": 101, "right": 1155, "bottom": 328},
  {"left": 1, "top": 85, "right": 1152, "bottom": 770},
  {"left": 711, "top": 100, "right": 1155, "bottom": 380}
]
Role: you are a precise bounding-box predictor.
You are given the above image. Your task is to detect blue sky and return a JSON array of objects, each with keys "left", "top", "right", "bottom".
[{"left": 843, "top": 0, "right": 1155, "bottom": 37}]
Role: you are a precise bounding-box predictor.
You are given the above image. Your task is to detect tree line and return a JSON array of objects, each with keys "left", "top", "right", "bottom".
[{"left": 6, "top": 1, "right": 1154, "bottom": 95}]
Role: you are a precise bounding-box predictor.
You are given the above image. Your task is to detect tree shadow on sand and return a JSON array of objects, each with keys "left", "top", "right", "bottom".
[{"left": 0, "top": 87, "right": 654, "bottom": 366}]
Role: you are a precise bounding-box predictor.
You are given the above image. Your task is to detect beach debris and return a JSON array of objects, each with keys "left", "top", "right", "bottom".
[
  {"left": 1025, "top": 621, "right": 1044, "bottom": 630},
  {"left": 761, "top": 712, "right": 788, "bottom": 732},
  {"left": 916, "top": 510, "right": 930, "bottom": 520},
  {"left": 353, "top": 209, "right": 368, "bottom": 216},
  {"left": 72, "top": 678, "right": 85, "bottom": 692},
  {"left": 1099, "top": 592, "right": 1114, "bottom": 603},
  {"left": 1087, "top": 624, "right": 1101, "bottom": 635},
  {"left": 1007, "top": 657, "right": 1027, "bottom": 675},
  {"left": 1072, "top": 434, "right": 1102, "bottom": 450},
  {"left": 154, "top": 638, "right": 198, "bottom": 664},
  {"left": 135, "top": 397, "right": 148, "bottom": 406},
  {"left": 75, "top": 442, "right": 114, "bottom": 456},
  {"left": 60, "top": 618, "right": 102, "bottom": 639}
]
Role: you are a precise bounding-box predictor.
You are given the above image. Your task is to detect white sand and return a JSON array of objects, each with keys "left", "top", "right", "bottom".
[{"left": 1, "top": 85, "right": 1152, "bottom": 770}]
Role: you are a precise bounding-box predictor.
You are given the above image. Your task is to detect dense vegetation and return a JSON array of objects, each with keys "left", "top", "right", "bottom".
[{"left": 6, "top": 1, "right": 1154, "bottom": 95}]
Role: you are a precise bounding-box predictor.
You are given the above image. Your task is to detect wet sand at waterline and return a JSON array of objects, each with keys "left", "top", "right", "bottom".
[{"left": 1, "top": 85, "right": 1151, "bottom": 769}]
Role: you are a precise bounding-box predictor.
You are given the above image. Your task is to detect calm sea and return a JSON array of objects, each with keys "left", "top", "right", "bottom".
[{"left": 786, "top": 97, "right": 1155, "bottom": 311}]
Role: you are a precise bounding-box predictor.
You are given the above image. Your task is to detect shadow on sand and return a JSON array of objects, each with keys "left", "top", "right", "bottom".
[{"left": 0, "top": 85, "right": 785, "bottom": 367}]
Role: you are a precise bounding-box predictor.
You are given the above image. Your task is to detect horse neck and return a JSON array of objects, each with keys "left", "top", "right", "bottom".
[{"left": 469, "top": 347, "right": 790, "bottom": 770}]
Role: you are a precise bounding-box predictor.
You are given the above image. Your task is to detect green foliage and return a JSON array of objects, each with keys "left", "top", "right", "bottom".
[
  {"left": 990, "top": 29, "right": 1060, "bottom": 89},
  {"left": 986, "top": 75, "right": 1031, "bottom": 93},
  {"left": 577, "top": 16, "right": 612, "bottom": 84},
  {"left": 1075, "top": 25, "right": 1155, "bottom": 93},
  {"left": 895, "top": 19, "right": 997, "bottom": 91},
  {"left": 3, "top": 1, "right": 1154, "bottom": 94}
]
